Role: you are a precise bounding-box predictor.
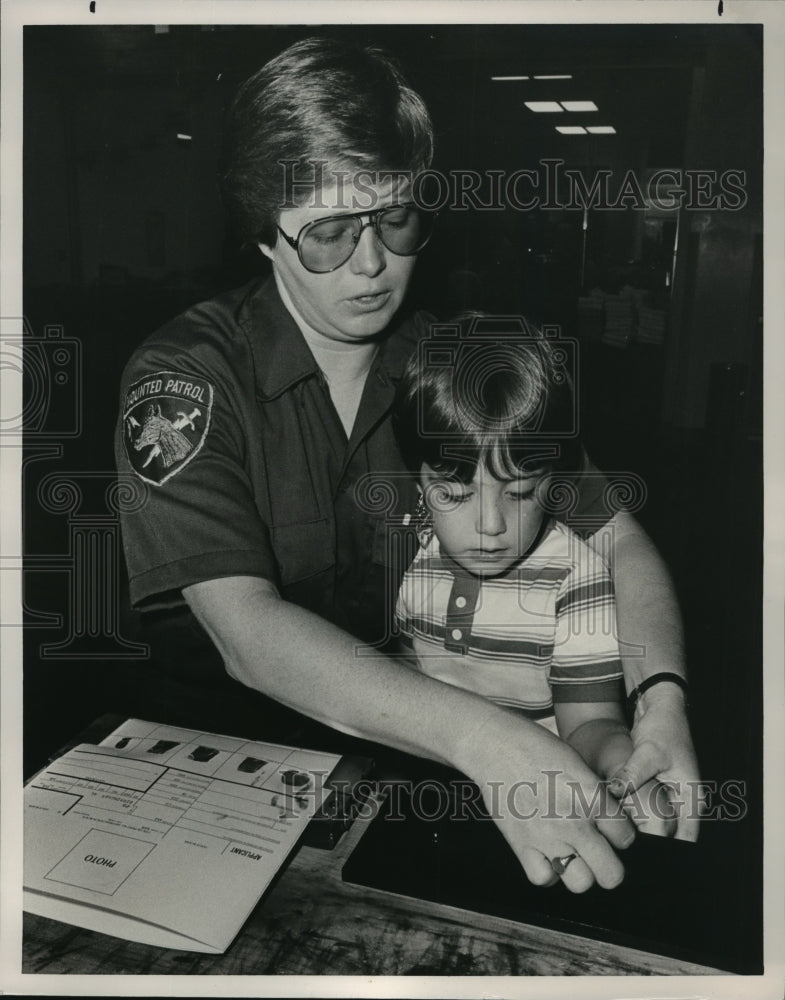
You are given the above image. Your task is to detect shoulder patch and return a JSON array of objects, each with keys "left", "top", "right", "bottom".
[{"left": 122, "top": 370, "right": 214, "bottom": 485}]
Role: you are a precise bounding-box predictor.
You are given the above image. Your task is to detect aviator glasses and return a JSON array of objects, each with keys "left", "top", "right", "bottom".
[{"left": 276, "top": 202, "right": 435, "bottom": 274}]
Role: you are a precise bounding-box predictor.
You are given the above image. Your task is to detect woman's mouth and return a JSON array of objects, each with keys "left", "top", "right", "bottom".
[{"left": 348, "top": 291, "right": 391, "bottom": 312}]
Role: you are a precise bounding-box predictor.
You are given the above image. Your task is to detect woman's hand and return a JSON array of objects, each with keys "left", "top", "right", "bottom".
[
  {"left": 459, "top": 712, "right": 636, "bottom": 893},
  {"left": 608, "top": 685, "right": 699, "bottom": 841},
  {"left": 584, "top": 511, "right": 700, "bottom": 841}
]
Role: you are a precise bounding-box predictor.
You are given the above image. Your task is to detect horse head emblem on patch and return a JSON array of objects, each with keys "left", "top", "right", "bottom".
[{"left": 122, "top": 372, "right": 214, "bottom": 486}]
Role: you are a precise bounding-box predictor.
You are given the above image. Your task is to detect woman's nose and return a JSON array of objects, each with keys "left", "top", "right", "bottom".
[{"left": 349, "top": 222, "right": 387, "bottom": 277}]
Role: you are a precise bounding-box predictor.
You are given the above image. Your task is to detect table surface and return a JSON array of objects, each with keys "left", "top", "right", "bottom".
[{"left": 22, "top": 717, "right": 724, "bottom": 978}]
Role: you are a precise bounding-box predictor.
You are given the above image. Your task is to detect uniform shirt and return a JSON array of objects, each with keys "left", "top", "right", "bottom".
[
  {"left": 115, "top": 275, "right": 425, "bottom": 647},
  {"left": 275, "top": 270, "right": 379, "bottom": 438},
  {"left": 395, "top": 519, "right": 624, "bottom": 714}
]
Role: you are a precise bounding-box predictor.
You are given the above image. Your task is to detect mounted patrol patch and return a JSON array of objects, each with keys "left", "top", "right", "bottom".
[{"left": 122, "top": 371, "right": 214, "bottom": 485}]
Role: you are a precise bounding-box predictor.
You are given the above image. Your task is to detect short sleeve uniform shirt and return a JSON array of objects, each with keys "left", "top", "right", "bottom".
[{"left": 115, "top": 275, "right": 425, "bottom": 646}]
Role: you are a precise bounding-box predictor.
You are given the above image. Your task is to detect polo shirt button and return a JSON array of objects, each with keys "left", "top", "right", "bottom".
[
  {"left": 455, "top": 596, "right": 467, "bottom": 609},
  {"left": 451, "top": 629, "right": 463, "bottom": 641}
]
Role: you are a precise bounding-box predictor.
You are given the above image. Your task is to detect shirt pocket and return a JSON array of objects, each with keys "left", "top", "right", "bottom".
[{"left": 270, "top": 518, "right": 335, "bottom": 586}]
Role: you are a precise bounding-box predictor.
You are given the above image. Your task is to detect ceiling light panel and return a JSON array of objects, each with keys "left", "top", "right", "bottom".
[
  {"left": 525, "top": 101, "right": 564, "bottom": 112},
  {"left": 560, "top": 101, "right": 598, "bottom": 112}
]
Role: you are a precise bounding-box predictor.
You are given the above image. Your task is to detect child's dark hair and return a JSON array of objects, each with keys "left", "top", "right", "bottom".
[{"left": 393, "top": 315, "right": 582, "bottom": 482}]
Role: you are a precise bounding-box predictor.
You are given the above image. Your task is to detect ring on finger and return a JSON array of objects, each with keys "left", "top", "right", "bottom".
[{"left": 550, "top": 853, "right": 578, "bottom": 875}]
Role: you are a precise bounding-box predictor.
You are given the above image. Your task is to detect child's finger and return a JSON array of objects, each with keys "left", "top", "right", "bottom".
[
  {"left": 620, "top": 780, "right": 678, "bottom": 835},
  {"left": 608, "top": 740, "right": 666, "bottom": 797}
]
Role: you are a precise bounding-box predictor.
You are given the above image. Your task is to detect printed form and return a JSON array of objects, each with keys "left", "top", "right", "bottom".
[{"left": 24, "top": 718, "right": 341, "bottom": 952}]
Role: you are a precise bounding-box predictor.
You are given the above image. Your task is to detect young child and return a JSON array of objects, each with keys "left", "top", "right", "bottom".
[{"left": 392, "top": 316, "right": 674, "bottom": 835}]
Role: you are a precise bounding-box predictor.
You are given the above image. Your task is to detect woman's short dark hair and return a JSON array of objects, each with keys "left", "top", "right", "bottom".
[
  {"left": 220, "top": 36, "right": 434, "bottom": 246},
  {"left": 393, "top": 315, "right": 583, "bottom": 482}
]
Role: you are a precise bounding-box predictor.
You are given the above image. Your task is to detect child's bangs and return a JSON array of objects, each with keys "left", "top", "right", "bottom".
[
  {"left": 427, "top": 432, "right": 549, "bottom": 484},
  {"left": 481, "top": 436, "right": 549, "bottom": 482}
]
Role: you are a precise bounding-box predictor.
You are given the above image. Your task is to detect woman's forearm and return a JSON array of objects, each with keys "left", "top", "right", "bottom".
[
  {"left": 585, "top": 511, "right": 687, "bottom": 692},
  {"left": 183, "top": 574, "right": 513, "bottom": 769}
]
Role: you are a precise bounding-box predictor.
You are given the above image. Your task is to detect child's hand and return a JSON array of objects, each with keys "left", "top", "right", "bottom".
[{"left": 616, "top": 777, "right": 677, "bottom": 837}]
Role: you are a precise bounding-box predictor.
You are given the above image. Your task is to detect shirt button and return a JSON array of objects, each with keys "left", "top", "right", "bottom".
[
  {"left": 451, "top": 629, "right": 463, "bottom": 641},
  {"left": 455, "top": 596, "right": 467, "bottom": 609}
]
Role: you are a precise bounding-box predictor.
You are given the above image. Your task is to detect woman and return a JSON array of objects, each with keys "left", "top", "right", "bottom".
[{"left": 115, "top": 36, "right": 698, "bottom": 893}]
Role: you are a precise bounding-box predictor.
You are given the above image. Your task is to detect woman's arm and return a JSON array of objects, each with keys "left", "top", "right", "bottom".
[
  {"left": 585, "top": 511, "right": 686, "bottom": 688},
  {"left": 583, "top": 511, "right": 700, "bottom": 840},
  {"left": 183, "top": 574, "right": 636, "bottom": 892}
]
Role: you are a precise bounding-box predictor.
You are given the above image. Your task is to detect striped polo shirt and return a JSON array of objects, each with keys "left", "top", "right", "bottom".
[{"left": 395, "top": 519, "right": 624, "bottom": 714}]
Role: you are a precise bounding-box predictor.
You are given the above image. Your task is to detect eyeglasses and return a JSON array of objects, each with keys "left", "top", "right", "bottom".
[{"left": 276, "top": 203, "right": 436, "bottom": 274}]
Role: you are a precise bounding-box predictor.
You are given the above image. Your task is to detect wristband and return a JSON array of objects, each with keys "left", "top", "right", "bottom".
[{"left": 627, "top": 672, "right": 688, "bottom": 715}]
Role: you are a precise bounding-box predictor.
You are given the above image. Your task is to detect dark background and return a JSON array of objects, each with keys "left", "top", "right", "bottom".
[{"left": 21, "top": 21, "right": 763, "bottom": 959}]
